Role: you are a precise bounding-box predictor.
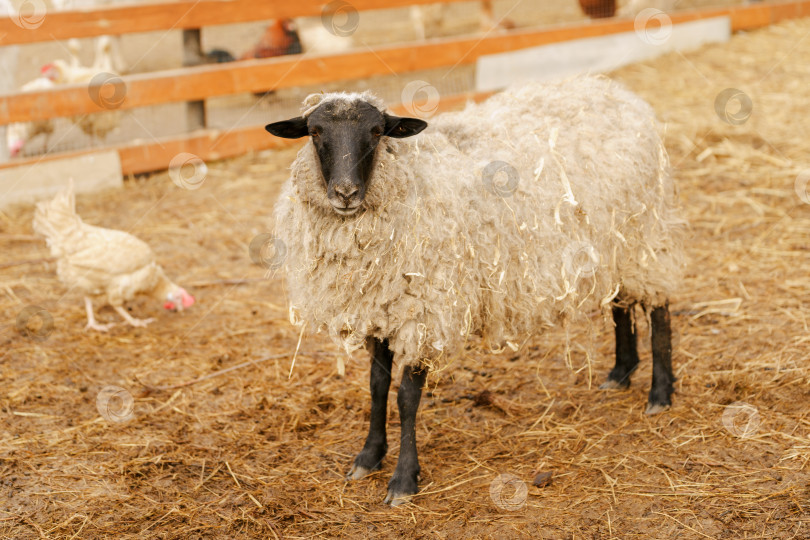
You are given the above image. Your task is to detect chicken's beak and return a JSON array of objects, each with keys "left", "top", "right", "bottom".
[
  {"left": 163, "top": 287, "right": 192, "bottom": 312},
  {"left": 165, "top": 287, "right": 195, "bottom": 312}
]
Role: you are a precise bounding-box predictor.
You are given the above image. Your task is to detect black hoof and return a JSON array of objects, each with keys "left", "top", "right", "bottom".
[
  {"left": 347, "top": 446, "right": 386, "bottom": 480},
  {"left": 645, "top": 402, "right": 670, "bottom": 415},
  {"left": 646, "top": 385, "right": 673, "bottom": 415},
  {"left": 600, "top": 377, "right": 631, "bottom": 390},
  {"left": 384, "top": 471, "right": 419, "bottom": 506},
  {"left": 601, "top": 364, "right": 637, "bottom": 390}
]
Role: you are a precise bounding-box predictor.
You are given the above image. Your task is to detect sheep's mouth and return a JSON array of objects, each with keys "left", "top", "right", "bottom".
[{"left": 331, "top": 204, "right": 362, "bottom": 216}]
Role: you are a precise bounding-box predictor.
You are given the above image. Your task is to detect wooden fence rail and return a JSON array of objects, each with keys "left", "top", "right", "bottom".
[
  {"left": 0, "top": 0, "right": 473, "bottom": 45},
  {"left": 0, "top": 92, "right": 490, "bottom": 175}
]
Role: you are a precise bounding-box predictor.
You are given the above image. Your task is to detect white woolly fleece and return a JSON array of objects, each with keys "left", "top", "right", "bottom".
[{"left": 274, "top": 76, "right": 685, "bottom": 371}]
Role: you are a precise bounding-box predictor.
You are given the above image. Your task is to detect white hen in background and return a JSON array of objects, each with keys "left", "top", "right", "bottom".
[
  {"left": 7, "top": 37, "right": 123, "bottom": 157},
  {"left": 43, "top": 37, "right": 123, "bottom": 143},
  {"left": 6, "top": 72, "right": 57, "bottom": 157}
]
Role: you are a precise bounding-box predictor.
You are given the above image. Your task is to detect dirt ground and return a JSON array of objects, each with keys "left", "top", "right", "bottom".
[{"left": 1, "top": 16, "right": 809, "bottom": 540}]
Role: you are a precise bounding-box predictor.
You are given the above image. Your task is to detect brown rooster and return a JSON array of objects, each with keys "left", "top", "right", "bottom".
[
  {"left": 33, "top": 182, "right": 195, "bottom": 331},
  {"left": 579, "top": 0, "right": 616, "bottom": 18},
  {"left": 240, "top": 19, "right": 302, "bottom": 60}
]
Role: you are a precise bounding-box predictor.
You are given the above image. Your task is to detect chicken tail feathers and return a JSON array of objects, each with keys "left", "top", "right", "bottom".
[{"left": 33, "top": 179, "right": 82, "bottom": 256}]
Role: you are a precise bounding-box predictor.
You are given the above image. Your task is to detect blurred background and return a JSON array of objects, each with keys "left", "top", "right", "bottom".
[{"left": 0, "top": 0, "right": 750, "bottom": 168}]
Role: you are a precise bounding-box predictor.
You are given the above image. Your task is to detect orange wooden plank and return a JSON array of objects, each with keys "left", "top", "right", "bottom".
[
  {"left": 0, "top": 125, "right": 290, "bottom": 175},
  {"left": 119, "top": 126, "right": 292, "bottom": 175},
  {"left": 0, "top": 31, "right": 554, "bottom": 123},
  {"left": 728, "top": 3, "right": 772, "bottom": 29},
  {"left": 706, "top": 1, "right": 810, "bottom": 30},
  {"left": 0, "top": 0, "right": 473, "bottom": 45},
  {"left": 770, "top": 0, "right": 810, "bottom": 22},
  {"left": 0, "top": 91, "right": 492, "bottom": 175}
]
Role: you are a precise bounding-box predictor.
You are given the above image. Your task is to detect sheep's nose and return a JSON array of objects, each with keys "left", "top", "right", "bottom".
[{"left": 334, "top": 184, "right": 359, "bottom": 202}]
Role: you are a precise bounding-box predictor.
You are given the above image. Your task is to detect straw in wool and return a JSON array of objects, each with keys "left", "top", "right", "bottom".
[{"left": 274, "top": 76, "right": 685, "bottom": 371}]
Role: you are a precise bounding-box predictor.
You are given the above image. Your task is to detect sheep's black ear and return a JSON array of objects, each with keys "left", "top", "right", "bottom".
[
  {"left": 265, "top": 117, "right": 309, "bottom": 139},
  {"left": 383, "top": 114, "right": 428, "bottom": 138}
]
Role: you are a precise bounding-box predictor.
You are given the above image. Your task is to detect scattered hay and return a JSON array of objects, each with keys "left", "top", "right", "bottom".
[{"left": 1, "top": 16, "right": 809, "bottom": 539}]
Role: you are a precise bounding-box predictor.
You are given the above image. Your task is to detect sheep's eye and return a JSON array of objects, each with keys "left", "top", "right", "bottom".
[
  {"left": 371, "top": 126, "right": 382, "bottom": 137},
  {"left": 309, "top": 128, "right": 320, "bottom": 138}
]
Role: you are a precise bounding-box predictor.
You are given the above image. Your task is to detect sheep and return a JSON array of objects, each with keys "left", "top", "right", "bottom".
[{"left": 265, "top": 76, "right": 685, "bottom": 505}]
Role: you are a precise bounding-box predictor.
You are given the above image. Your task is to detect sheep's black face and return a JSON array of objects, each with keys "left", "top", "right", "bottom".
[
  {"left": 266, "top": 100, "right": 427, "bottom": 216},
  {"left": 307, "top": 101, "right": 385, "bottom": 216}
]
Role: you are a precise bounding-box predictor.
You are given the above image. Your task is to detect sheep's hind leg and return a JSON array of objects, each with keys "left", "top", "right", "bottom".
[
  {"left": 646, "top": 302, "right": 675, "bottom": 415},
  {"left": 600, "top": 302, "right": 640, "bottom": 390},
  {"left": 347, "top": 338, "right": 393, "bottom": 480},
  {"left": 384, "top": 364, "right": 427, "bottom": 506}
]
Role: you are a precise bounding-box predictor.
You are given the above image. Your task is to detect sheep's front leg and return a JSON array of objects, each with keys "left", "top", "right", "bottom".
[
  {"left": 646, "top": 303, "right": 675, "bottom": 415},
  {"left": 384, "top": 364, "right": 427, "bottom": 506},
  {"left": 347, "top": 338, "right": 393, "bottom": 480},
  {"left": 600, "top": 302, "right": 640, "bottom": 390}
]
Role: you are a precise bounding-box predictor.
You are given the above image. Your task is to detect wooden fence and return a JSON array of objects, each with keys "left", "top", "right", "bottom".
[{"left": 1, "top": 0, "right": 809, "bottom": 175}]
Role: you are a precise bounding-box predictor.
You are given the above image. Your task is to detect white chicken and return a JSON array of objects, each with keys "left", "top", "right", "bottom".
[
  {"left": 7, "top": 37, "right": 123, "bottom": 157},
  {"left": 42, "top": 37, "right": 123, "bottom": 143},
  {"left": 33, "top": 181, "right": 195, "bottom": 331},
  {"left": 6, "top": 72, "right": 56, "bottom": 157}
]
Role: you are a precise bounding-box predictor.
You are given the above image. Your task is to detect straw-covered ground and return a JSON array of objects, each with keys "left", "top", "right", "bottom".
[{"left": 2, "top": 17, "right": 810, "bottom": 539}]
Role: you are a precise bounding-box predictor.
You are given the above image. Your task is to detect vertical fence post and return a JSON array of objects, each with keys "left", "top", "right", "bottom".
[
  {"left": 0, "top": 44, "right": 20, "bottom": 162},
  {"left": 182, "top": 28, "right": 207, "bottom": 132}
]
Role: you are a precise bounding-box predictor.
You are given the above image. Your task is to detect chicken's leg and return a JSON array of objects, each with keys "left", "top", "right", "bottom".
[
  {"left": 113, "top": 306, "right": 154, "bottom": 328},
  {"left": 85, "top": 297, "right": 116, "bottom": 332}
]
